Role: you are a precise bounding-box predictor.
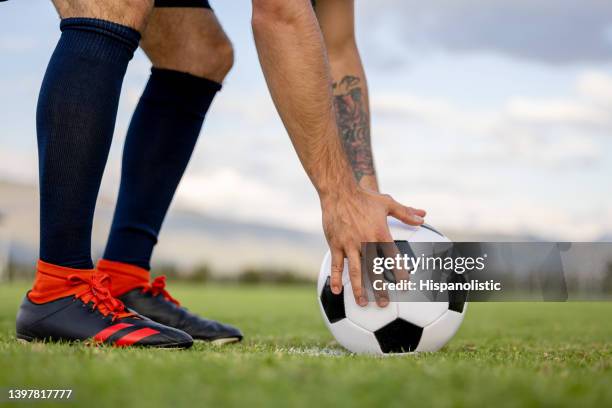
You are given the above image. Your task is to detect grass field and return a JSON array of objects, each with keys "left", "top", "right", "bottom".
[{"left": 0, "top": 283, "right": 610, "bottom": 408}]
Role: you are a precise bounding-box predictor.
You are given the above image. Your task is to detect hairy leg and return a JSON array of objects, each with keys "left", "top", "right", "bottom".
[
  {"left": 315, "top": 0, "right": 378, "bottom": 192},
  {"left": 52, "top": 0, "right": 152, "bottom": 31}
]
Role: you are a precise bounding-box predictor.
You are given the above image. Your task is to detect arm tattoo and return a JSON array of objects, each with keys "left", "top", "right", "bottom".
[{"left": 332, "top": 75, "right": 375, "bottom": 182}]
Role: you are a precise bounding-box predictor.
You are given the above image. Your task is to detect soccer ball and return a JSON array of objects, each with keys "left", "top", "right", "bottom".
[{"left": 317, "top": 221, "right": 467, "bottom": 355}]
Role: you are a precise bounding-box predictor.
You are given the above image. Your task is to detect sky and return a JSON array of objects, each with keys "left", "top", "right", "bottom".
[{"left": 1, "top": 0, "right": 612, "bottom": 240}]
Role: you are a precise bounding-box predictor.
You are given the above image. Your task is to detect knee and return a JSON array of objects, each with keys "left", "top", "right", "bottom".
[
  {"left": 179, "top": 35, "right": 234, "bottom": 82},
  {"left": 144, "top": 24, "right": 234, "bottom": 82},
  {"left": 199, "top": 36, "right": 234, "bottom": 81}
]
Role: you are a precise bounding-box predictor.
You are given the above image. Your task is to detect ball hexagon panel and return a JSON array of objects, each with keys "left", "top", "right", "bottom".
[
  {"left": 448, "top": 272, "right": 469, "bottom": 313},
  {"left": 415, "top": 309, "right": 466, "bottom": 352},
  {"left": 374, "top": 318, "right": 423, "bottom": 353},
  {"left": 320, "top": 277, "right": 346, "bottom": 324},
  {"left": 397, "top": 301, "right": 449, "bottom": 328},
  {"left": 329, "top": 318, "right": 383, "bottom": 354},
  {"left": 449, "top": 296, "right": 467, "bottom": 313},
  {"left": 343, "top": 283, "right": 399, "bottom": 332},
  {"left": 387, "top": 219, "right": 420, "bottom": 239}
]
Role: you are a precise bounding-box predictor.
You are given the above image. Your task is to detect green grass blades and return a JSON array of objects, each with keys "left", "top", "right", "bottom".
[{"left": 0, "top": 283, "right": 610, "bottom": 408}]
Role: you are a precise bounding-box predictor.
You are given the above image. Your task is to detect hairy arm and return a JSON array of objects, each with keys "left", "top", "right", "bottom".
[
  {"left": 315, "top": 0, "right": 378, "bottom": 192},
  {"left": 251, "top": 0, "right": 356, "bottom": 198},
  {"left": 251, "top": 0, "right": 425, "bottom": 305}
]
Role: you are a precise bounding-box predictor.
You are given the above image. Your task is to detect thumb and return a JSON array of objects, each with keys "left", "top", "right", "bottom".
[{"left": 388, "top": 199, "right": 425, "bottom": 226}]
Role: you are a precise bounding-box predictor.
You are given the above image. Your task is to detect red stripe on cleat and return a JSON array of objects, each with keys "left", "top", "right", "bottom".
[
  {"left": 115, "top": 328, "right": 160, "bottom": 346},
  {"left": 93, "top": 323, "right": 134, "bottom": 342}
]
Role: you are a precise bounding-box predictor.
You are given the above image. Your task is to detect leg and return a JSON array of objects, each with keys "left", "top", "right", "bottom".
[
  {"left": 98, "top": 7, "right": 242, "bottom": 343},
  {"left": 315, "top": 0, "right": 379, "bottom": 192},
  {"left": 38, "top": 0, "right": 152, "bottom": 270},
  {"left": 102, "top": 7, "right": 234, "bottom": 271},
  {"left": 17, "top": 0, "right": 193, "bottom": 349}
]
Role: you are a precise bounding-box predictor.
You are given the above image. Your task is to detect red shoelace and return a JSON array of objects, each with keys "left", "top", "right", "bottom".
[
  {"left": 67, "top": 272, "right": 135, "bottom": 321},
  {"left": 141, "top": 276, "right": 180, "bottom": 306}
]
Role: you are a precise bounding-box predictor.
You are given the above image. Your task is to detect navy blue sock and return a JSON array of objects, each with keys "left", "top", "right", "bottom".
[
  {"left": 103, "top": 68, "right": 221, "bottom": 270},
  {"left": 37, "top": 18, "right": 140, "bottom": 269}
]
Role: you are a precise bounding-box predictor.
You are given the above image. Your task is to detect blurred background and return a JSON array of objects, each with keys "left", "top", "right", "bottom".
[{"left": 1, "top": 0, "right": 611, "bottom": 282}]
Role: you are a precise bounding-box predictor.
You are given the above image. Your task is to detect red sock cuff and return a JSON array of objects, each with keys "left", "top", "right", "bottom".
[
  {"left": 97, "top": 259, "right": 150, "bottom": 297},
  {"left": 28, "top": 260, "right": 95, "bottom": 304}
]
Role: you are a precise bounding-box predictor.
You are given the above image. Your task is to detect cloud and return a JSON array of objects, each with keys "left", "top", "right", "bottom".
[
  {"left": 372, "top": 70, "right": 612, "bottom": 167},
  {"left": 360, "top": 0, "right": 612, "bottom": 64},
  {"left": 577, "top": 70, "right": 612, "bottom": 105},
  {"left": 407, "top": 191, "right": 606, "bottom": 240},
  {"left": 501, "top": 71, "right": 612, "bottom": 133},
  {"left": 175, "top": 167, "right": 320, "bottom": 231},
  {"left": 506, "top": 97, "right": 608, "bottom": 126}
]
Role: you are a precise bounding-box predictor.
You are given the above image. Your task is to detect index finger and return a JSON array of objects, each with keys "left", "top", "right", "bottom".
[
  {"left": 330, "top": 247, "right": 344, "bottom": 295},
  {"left": 387, "top": 199, "right": 425, "bottom": 226}
]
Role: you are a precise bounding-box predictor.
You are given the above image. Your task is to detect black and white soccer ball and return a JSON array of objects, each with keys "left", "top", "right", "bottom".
[{"left": 317, "top": 221, "right": 467, "bottom": 355}]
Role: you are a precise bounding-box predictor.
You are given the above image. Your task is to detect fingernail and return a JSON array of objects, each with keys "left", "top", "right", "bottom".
[
  {"left": 414, "top": 215, "right": 424, "bottom": 223},
  {"left": 378, "top": 297, "right": 389, "bottom": 307},
  {"left": 332, "top": 285, "right": 340, "bottom": 294},
  {"left": 358, "top": 296, "right": 368, "bottom": 307}
]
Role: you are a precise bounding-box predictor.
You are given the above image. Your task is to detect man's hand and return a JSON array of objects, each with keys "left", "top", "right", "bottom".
[{"left": 322, "top": 187, "right": 426, "bottom": 307}]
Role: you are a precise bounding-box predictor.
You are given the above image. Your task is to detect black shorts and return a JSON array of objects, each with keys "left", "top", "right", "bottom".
[
  {"left": 154, "top": 0, "right": 211, "bottom": 8},
  {"left": 0, "top": 0, "right": 213, "bottom": 7},
  {"left": 154, "top": 0, "right": 316, "bottom": 10}
]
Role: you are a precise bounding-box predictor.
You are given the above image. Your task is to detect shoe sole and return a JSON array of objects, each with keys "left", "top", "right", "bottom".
[
  {"left": 16, "top": 334, "right": 192, "bottom": 349},
  {"left": 204, "top": 337, "right": 242, "bottom": 346}
]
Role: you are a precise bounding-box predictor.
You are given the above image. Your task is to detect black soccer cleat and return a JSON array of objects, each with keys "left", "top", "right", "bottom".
[
  {"left": 118, "top": 276, "right": 243, "bottom": 344},
  {"left": 16, "top": 274, "right": 193, "bottom": 348}
]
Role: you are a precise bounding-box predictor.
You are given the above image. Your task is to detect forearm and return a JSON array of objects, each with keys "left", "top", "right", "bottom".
[
  {"left": 328, "top": 45, "right": 379, "bottom": 192},
  {"left": 251, "top": 0, "right": 357, "bottom": 198},
  {"left": 315, "top": 0, "right": 378, "bottom": 192}
]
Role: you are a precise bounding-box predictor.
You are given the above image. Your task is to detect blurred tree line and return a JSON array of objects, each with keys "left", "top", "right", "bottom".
[
  {"left": 151, "top": 263, "right": 312, "bottom": 285},
  {"left": 2, "top": 261, "right": 314, "bottom": 285}
]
